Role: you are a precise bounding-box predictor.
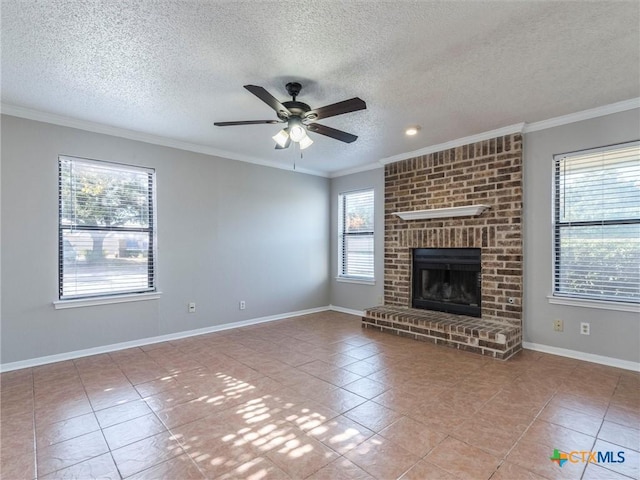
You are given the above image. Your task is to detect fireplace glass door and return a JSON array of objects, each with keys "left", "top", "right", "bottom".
[{"left": 412, "top": 248, "right": 481, "bottom": 317}]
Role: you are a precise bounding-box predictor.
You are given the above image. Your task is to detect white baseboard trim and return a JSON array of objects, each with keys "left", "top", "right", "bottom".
[
  {"left": 329, "top": 305, "right": 365, "bottom": 317},
  {"left": 0, "top": 306, "right": 331, "bottom": 373},
  {"left": 523, "top": 341, "right": 640, "bottom": 372}
]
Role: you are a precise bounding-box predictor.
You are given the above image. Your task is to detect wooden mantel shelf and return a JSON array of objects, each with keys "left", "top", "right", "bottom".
[{"left": 394, "top": 205, "right": 491, "bottom": 220}]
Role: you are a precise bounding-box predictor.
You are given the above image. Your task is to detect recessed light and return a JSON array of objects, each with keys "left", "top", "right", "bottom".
[{"left": 405, "top": 126, "right": 421, "bottom": 136}]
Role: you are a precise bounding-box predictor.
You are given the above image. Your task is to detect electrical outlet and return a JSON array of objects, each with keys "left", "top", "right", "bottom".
[
  {"left": 188, "top": 302, "right": 196, "bottom": 313},
  {"left": 580, "top": 322, "right": 590, "bottom": 335},
  {"left": 239, "top": 300, "right": 246, "bottom": 310},
  {"left": 553, "top": 319, "right": 563, "bottom": 332}
]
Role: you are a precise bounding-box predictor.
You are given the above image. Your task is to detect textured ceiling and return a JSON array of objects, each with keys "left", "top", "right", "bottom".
[{"left": 2, "top": 1, "right": 639, "bottom": 176}]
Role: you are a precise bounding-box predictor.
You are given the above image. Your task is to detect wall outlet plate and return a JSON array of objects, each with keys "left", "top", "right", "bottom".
[
  {"left": 580, "top": 322, "right": 590, "bottom": 335},
  {"left": 239, "top": 300, "right": 246, "bottom": 310},
  {"left": 553, "top": 319, "right": 563, "bottom": 332},
  {"left": 188, "top": 302, "right": 196, "bottom": 313}
]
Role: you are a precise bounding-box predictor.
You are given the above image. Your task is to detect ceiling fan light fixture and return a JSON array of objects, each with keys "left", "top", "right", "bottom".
[
  {"left": 272, "top": 129, "right": 289, "bottom": 148},
  {"left": 299, "top": 135, "right": 313, "bottom": 150},
  {"left": 289, "top": 124, "right": 307, "bottom": 143}
]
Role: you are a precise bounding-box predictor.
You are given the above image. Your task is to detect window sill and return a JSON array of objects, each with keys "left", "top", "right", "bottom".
[
  {"left": 547, "top": 295, "right": 639, "bottom": 313},
  {"left": 53, "top": 292, "right": 162, "bottom": 310},
  {"left": 336, "top": 277, "right": 375, "bottom": 286}
]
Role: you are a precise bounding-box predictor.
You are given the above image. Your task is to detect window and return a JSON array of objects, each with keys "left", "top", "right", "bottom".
[
  {"left": 338, "top": 189, "right": 374, "bottom": 280},
  {"left": 553, "top": 141, "right": 640, "bottom": 304},
  {"left": 58, "top": 156, "right": 156, "bottom": 300}
]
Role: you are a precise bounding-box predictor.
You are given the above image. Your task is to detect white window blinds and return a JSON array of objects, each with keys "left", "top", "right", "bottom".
[
  {"left": 339, "top": 189, "right": 374, "bottom": 279},
  {"left": 58, "top": 156, "right": 156, "bottom": 299},
  {"left": 553, "top": 141, "right": 640, "bottom": 303}
]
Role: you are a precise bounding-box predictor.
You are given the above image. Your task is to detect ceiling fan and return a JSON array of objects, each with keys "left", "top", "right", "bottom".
[{"left": 214, "top": 82, "right": 366, "bottom": 150}]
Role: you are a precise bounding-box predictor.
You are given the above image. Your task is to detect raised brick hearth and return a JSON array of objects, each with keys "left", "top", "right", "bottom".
[
  {"left": 363, "top": 306, "right": 522, "bottom": 359},
  {"left": 363, "top": 133, "right": 524, "bottom": 359}
]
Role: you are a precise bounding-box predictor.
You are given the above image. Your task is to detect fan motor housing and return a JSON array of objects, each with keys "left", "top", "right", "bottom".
[{"left": 279, "top": 101, "right": 311, "bottom": 121}]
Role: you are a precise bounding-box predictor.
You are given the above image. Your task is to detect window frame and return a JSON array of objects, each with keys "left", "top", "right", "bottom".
[
  {"left": 56, "top": 155, "right": 158, "bottom": 306},
  {"left": 337, "top": 188, "right": 375, "bottom": 283},
  {"left": 552, "top": 140, "right": 640, "bottom": 306}
]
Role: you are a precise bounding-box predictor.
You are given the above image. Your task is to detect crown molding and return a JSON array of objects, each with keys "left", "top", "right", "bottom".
[
  {"left": 329, "top": 161, "right": 383, "bottom": 178},
  {"left": 4, "top": 97, "right": 638, "bottom": 179},
  {"left": 0, "top": 103, "right": 328, "bottom": 178},
  {"left": 378, "top": 123, "right": 526, "bottom": 166},
  {"left": 523, "top": 97, "right": 640, "bottom": 133}
]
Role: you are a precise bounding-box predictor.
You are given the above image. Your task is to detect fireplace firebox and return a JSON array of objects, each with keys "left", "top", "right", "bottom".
[{"left": 412, "top": 248, "right": 481, "bottom": 317}]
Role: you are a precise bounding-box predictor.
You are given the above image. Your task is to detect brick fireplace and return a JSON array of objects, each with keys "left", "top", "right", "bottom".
[{"left": 363, "top": 133, "right": 523, "bottom": 359}]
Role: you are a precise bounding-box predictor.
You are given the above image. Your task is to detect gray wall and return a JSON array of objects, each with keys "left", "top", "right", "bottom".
[
  {"left": 523, "top": 108, "right": 640, "bottom": 363},
  {"left": 1, "top": 115, "right": 330, "bottom": 364},
  {"left": 329, "top": 168, "right": 384, "bottom": 311}
]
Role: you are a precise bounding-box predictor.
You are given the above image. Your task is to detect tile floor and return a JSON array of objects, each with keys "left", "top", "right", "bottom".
[{"left": 1, "top": 311, "right": 638, "bottom": 480}]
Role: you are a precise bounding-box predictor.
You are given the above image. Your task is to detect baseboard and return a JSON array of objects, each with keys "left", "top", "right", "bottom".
[
  {"left": 329, "top": 305, "right": 365, "bottom": 317},
  {"left": 0, "top": 306, "right": 331, "bottom": 372},
  {"left": 523, "top": 341, "right": 640, "bottom": 372}
]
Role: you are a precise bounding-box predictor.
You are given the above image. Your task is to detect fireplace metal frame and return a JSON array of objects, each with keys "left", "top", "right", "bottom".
[{"left": 412, "top": 248, "right": 482, "bottom": 317}]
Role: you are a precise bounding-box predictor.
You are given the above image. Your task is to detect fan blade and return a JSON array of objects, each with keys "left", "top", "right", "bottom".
[
  {"left": 307, "top": 123, "right": 358, "bottom": 143},
  {"left": 275, "top": 137, "right": 291, "bottom": 150},
  {"left": 214, "top": 120, "right": 282, "bottom": 126},
  {"left": 244, "top": 85, "right": 292, "bottom": 117},
  {"left": 305, "top": 97, "right": 366, "bottom": 121}
]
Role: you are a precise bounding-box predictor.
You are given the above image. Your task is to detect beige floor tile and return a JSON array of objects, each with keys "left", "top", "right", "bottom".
[
  {"left": 0, "top": 311, "right": 630, "bottom": 480},
  {"left": 426, "top": 436, "right": 501, "bottom": 480},
  {"left": 345, "top": 434, "right": 420, "bottom": 479},
  {"left": 547, "top": 391, "right": 610, "bottom": 418},
  {"left": 314, "top": 387, "right": 367, "bottom": 414},
  {"left": 519, "top": 418, "right": 597, "bottom": 453},
  {"left": 598, "top": 420, "right": 640, "bottom": 451},
  {"left": 307, "top": 457, "right": 374, "bottom": 480},
  {"left": 450, "top": 410, "right": 531, "bottom": 458},
  {"left": 0, "top": 451, "right": 36, "bottom": 480},
  {"left": 538, "top": 403, "right": 603, "bottom": 437},
  {"left": 593, "top": 438, "right": 639, "bottom": 479},
  {"left": 35, "top": 412, "right": 100, "bottom": 448},
  {"left": 95, "top": 398, "right": 154, "bottom": 428},
  {"left": 281, "top": 400, "right": 340, "bottom": 432},
  {"left": 506, "top": 439, "right": 586, "bottom": 480},
  {"left": 102, "top": 412, "right": 167, "bottom": 450},
  {"left": 86, "top": 384, "right": 142, "bottom": 411},
  {"left": 583, "top": 461, "right": 637, "bottom": 480},
  {"left": 39, "top": 452, "right": 120, "bottom": 479},
  {"left": 264, "top": 429, "right": 339, "bottom": 479},
  {"left": 605, "top": 403, "right": 640, "bottom": 427},
  {"left": 111, "top": 430, "right": 185, "bottom": 478},
  {"left": 379, "top": 416, "right": 447, "bottom": 457},
  {"left": 35, "top": 397, "right": 94, "bottom": 426},
  {"left": 126, "top": 453, "right": 205, "bottom": 479},
  {"left": 307, "top": 414, "right": 375, "bottom": 454},
  {"left": 342, "top": 359, "right": 381, "bottom": 377},
  {"left": 142, "top": 384, "right": 198, "bottom": 412},
  {"left": 36, "top": 430, "right": 109, "bottom": 476},
  {"left": 134, "top": 375, "right": 179, "bottom": 397},
  {"left": 342, "top": 377, "right": 388, "bottom": 399},
  {"left": 343, "top": 400, "right": 404, "bottom": 433},
  {"left": 489, "top": 461, "right": 547, "bottom": 480},
  {"left": 370, "top": 388, "right": 426, "bottom": 416},
  {"left": 217, "top": 456, "right": 291, "bottom": 480},
  {"left": 399, "top": 459, "right": 457, "bottom": 480}
]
